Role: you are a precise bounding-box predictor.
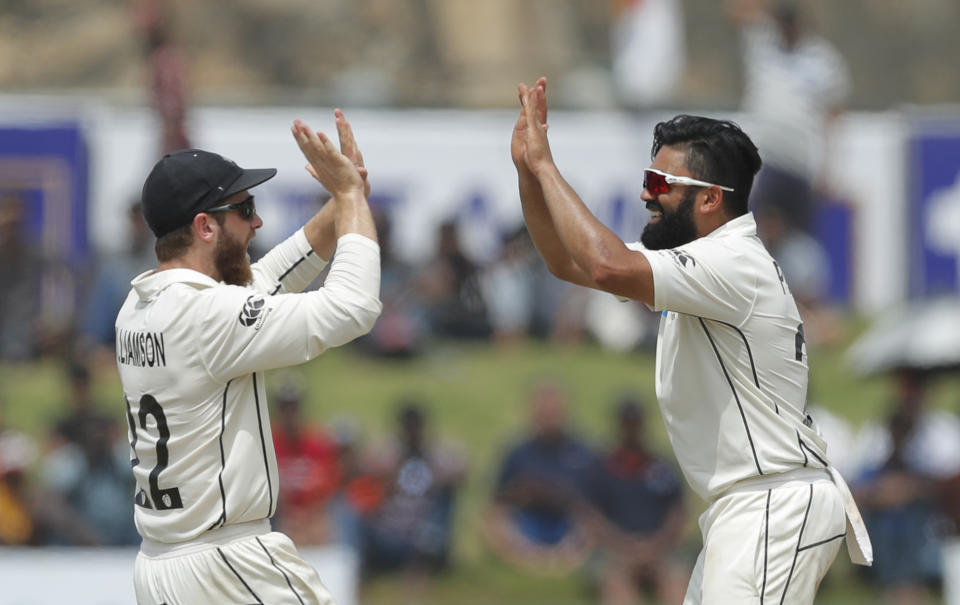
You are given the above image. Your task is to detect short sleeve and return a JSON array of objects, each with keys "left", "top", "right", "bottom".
[{"left": 643, "top": 238, "right": 756, "bottom": 325}]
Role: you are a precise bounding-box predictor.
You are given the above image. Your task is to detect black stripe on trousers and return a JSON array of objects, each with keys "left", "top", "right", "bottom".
[
  {"left": 218, "top": 547, "right": 264, "bottom": 604},
  {"left": 779, "top": 484, "right": 814, "bottom": 605},
  {"left": 699, "top": 318, "right": 763, "bottom": 475},
  {"left": 257, "top": 537, "right": 306, "bottom": 605},
  {"left": 760, "top": 489, "right": 771, "bottom": 604},
  {"left": 798, "top": 532, "right": 847, "bottom": 552}
]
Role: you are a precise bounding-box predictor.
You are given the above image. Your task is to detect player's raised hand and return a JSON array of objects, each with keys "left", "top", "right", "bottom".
[
  {"left": 511, "top": 77, "right": 548, "bottom": 172},
  {"left": 334, "top": 109, "right": 371, "bottom": 198},
  {"left": 291, "top": 116, "right": 364, "bottom": 198},
  {"left": 517, "top": 78, "right": 554, "bottom": 172}
]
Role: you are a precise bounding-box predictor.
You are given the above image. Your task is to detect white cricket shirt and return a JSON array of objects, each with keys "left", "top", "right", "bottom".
[
  {"left": 116, "top": 230, "right": 381, "bottom": 544},
  {"left": 628, "top": 213, "right": 829, "bottom": 501}
]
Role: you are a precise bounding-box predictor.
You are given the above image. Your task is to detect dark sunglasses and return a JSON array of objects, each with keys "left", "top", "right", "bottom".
[
  {"left": 206, "top": 196, "right": 256, "bottom": 220},
  {"left": 643, "top": 169, "right": 734, "bottom": 197}
]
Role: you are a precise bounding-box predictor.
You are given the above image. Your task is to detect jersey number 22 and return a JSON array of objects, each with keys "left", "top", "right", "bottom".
[{"left": 126, "top": 394, "right": 184, "bottom": 510}]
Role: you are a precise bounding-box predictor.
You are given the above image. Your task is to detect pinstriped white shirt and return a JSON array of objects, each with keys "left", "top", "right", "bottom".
[
  {"left": 116, "top": 230, "right": 381, "bottom": 543},
  {"left": 628, "top": 213, "right": 830, "bottom": 501}
]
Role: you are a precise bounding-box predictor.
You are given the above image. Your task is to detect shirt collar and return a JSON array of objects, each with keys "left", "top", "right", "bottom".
[
  {"left": 131, "top": 267, "right": 219, "bottom": 301},
  {"left": 705, "top": 212, "right": 757, "bottom": 240}
]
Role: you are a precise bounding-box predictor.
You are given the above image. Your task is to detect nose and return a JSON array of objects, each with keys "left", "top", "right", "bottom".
[
  {"left": 640, "top": 186, "right": 654, "bottom": 202},
  {"left": 252, "top": 211, "right": 263, "bottom": 229}
]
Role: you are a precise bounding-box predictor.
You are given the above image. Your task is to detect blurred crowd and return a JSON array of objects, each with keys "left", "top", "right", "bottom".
[
  {"left": 6, "top": 352, "right": 960, "bottom": 604},
  {"left": 0, "top": 353, "right": 694, "bottom": 603}
]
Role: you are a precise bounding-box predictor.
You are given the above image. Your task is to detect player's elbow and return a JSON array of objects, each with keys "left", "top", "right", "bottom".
[
  {"left": 586, "top": 258, "right": 622, "bottom": 290},
  {"left": 543, "top": 257, "right": 575, "bottom": 282},
  {"left": 318, "top": 292, "right": 383, "bottom": 348},
  {"left": 345, "top": 295, "right": 383, "bottom": 337}
]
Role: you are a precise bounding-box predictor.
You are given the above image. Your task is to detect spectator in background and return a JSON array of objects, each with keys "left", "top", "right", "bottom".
[
  {"left": 271, "top": 381, "right": 342, "bottom": 545},
  {"left": 39, "top": 413, "right": 138, "bottom": 545},
  {"left": 483, "top": 380, "right": 596, "bottom": 575},
  {"left": 326, "top": 414, "right": 379, "bottom": 552},
  {"left": 135, "top": 0, "right": 191, "bottom": 154},
  {"left": 481, "top": 224, "right": 590, "bottom": 347},
  {"left": 853, "top": 369, "right": 960, "bottom": 482},
  {"left": 81, "top": 202, "right": 155, "bottom": 361},
  {"left": 481, "top": 225, "right": 540, "bottom": 347},
  {"left": 418, "top": 220, "right": 491, "bottom": 340},
  {"left": 727, "top": 0, "right": 850, "bottom": 233},
  {"left": 29, "top": 360, "right": 136, "bottom": 545},
  {"left": 0, "top": 401, "right": 39, "bottom": 545},
  {"left": 586, "top": 396, "right": 687, "bottom": 605},
  {"left": 361, "top": 401, "right": 467, "bottom": 579},
  {"left": 610, "top": 0, "right": 686, "bottom": 109},
  {"left": 755, "top": 202, "right": 843, "bottom": 346},
  {"left": 51, "top": 361, "right": 111, "bottom": 448},
  {"left": 854, "top": 407, "right": 945, "bottom": 605},
  {"left": 0, "top": 192, "right": 43, "bottom": 361},
  {"left": 360, "top": 207, "right": 428, "bottom": 357}
]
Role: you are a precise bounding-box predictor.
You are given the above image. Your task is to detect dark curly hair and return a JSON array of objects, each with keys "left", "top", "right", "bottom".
[{"left": 651, "top": 115, "right": 762, "bottom": 217}]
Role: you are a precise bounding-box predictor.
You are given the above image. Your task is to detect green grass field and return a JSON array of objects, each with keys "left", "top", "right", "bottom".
[{"left": 2, "top": 326, "right": 955, "bottom": 604}]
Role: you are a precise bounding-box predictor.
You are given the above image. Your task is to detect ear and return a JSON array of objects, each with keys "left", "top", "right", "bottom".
[
  {"left": 699, "top": 187, "right": 725, "bottom": 216},
  {"left": 192, "top": 213, "right": 219, "bottom": 244}
]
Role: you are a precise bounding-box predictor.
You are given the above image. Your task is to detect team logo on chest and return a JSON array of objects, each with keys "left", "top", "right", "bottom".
[
  {"left": 669, "top": 249, "right": 696, "bottom": 269},
  {"left": 239, "top": 295, "right": 267, "bottom": 328}
]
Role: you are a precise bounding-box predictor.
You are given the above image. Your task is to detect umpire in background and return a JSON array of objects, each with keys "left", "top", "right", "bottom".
[
  {"left": 511, "top": 78, "right": 871, "bottom": 605},
  {"left": 116, "top": 111, "right": 381, "bottom": 603}
]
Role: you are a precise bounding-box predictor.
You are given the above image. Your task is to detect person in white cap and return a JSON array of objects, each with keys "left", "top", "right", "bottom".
[
  {"left": 511, "top": 77, "right": 871, "bottom": 605},
  {"left": 117, "top": 111, "right": 381, "bottom": 604}
]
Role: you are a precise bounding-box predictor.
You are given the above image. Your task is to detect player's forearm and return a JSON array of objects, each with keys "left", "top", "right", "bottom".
[
  {"left": 303, "top": 198, "right": 337, "bottom": 260},
  {"left": 250, "top": 228, "right": 328, "bottom": 294},
  {"left": 332, "top": 190, "right": 378, "bottom": 244},
  {"left": 531, "top": 162, "right": 630, "bottom": 288},
  {"left": 519, "top": 169, "right": 592, "bottom": 286}
]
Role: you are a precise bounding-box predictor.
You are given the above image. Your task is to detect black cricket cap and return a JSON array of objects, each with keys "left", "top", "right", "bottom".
[{"left": 141, "top": 149, "right": 277, "bottom": 237}]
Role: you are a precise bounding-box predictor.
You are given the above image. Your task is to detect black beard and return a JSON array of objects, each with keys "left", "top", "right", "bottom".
[
  {"left": 640, "top": 189, "right": 698, "bottom": 250},
  {"left": 215, "top": 230, "right": 253, "bottom": 286}
]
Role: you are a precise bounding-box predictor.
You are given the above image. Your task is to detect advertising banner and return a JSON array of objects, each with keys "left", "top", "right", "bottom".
[{"left": 908, "top": 119, "right": 960, "bottom": 297}]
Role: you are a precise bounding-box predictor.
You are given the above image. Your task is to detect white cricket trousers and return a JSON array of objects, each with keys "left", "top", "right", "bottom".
[
  {"left": 134, "top": 521, "right": 337, "bottom": 605},
  {"left": 682, "top": 469, "right": 846, "bottom": 605}
]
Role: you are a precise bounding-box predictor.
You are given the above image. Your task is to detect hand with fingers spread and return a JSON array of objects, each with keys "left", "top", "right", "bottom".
[{"left": 291, "top": 113, "right": 365, "bottom": 199}]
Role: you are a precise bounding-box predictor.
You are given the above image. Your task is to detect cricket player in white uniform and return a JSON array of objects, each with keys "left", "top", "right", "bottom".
[
  {"left": 116, "top": 111, "right": 381, "bottom": 604},
  {"left": 511, "top": 78, "right": 871, "bottom": 604}
]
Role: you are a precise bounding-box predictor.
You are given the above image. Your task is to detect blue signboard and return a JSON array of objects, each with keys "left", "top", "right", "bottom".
[
  {"left": 814, "top": 199, "right": 853, "bottom": 303},
  {"left": 0, "top": 124, "right": 89, "bottom": 258},
  {"left": 0, "top": 123, "right": 89, "bottom": 348},
  {"left": 909, "top": 120, "right": 960, "bottom": 297}
]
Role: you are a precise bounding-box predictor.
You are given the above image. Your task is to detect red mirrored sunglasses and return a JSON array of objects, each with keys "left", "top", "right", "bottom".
[{"left": 643, "top": 169, "right": 734, "bottom": 196}]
